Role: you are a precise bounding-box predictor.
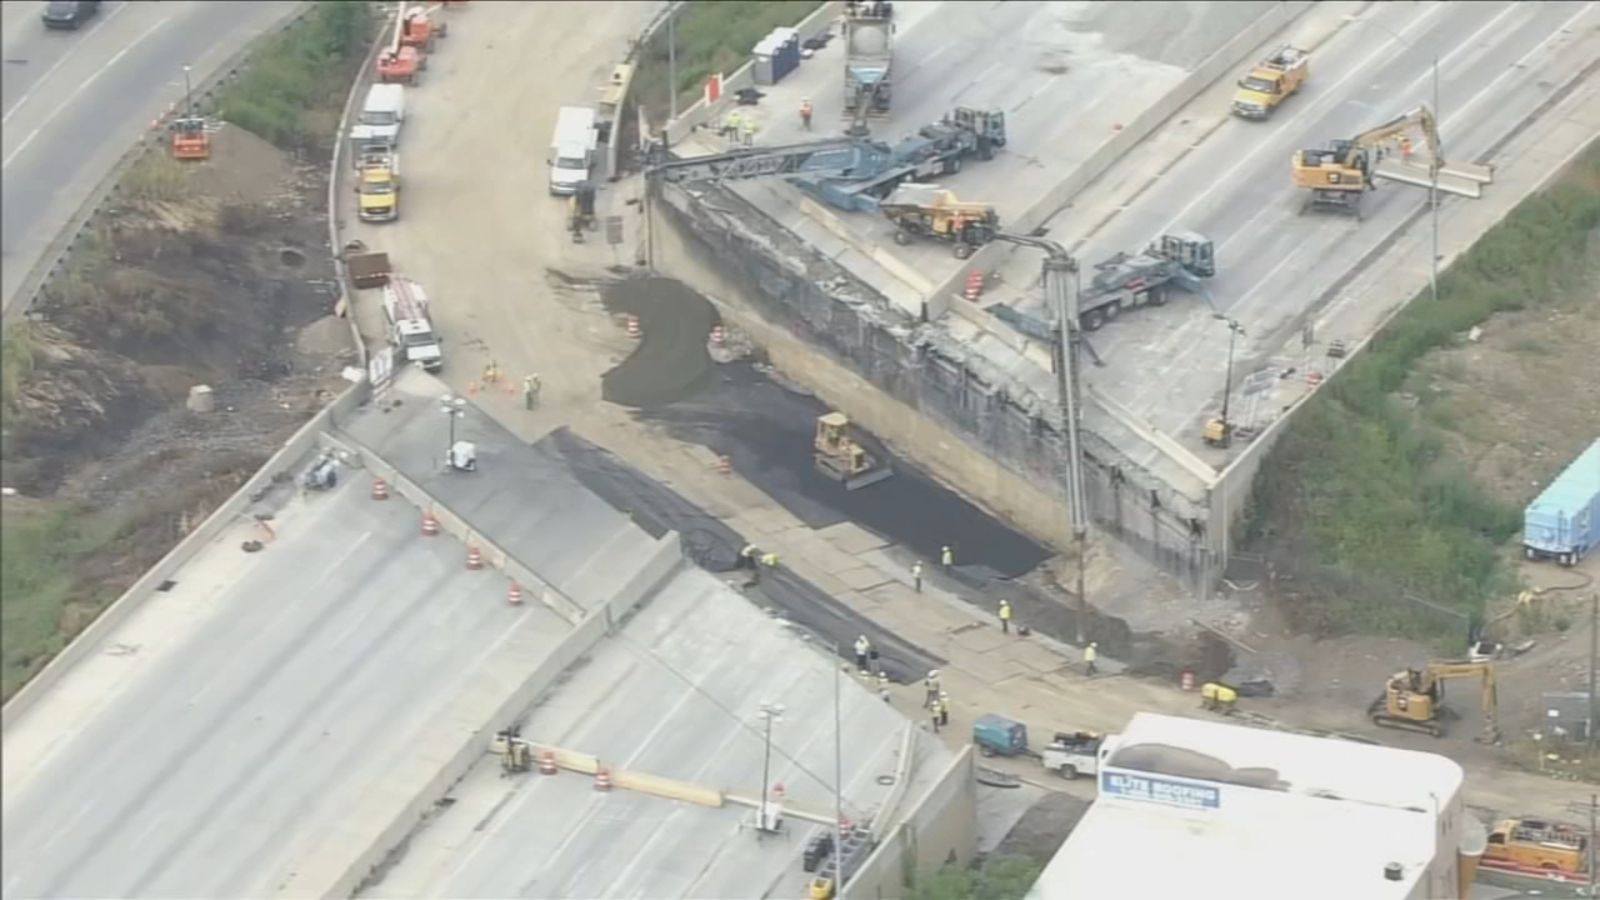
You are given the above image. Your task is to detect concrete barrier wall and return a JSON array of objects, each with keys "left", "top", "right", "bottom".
[
  {"left": 343, "top": 444, "right": 589, "bottom": 625},
  {"left": 607, "top": 533, "right": 686, "bottom": 625},
  {"left": 323, "top": 607, "right": 612, "bottom": 899},
  {"left": 927, "top": 0, "right": 1315, "bottom": 316},
  {"left": 1, "top": 381, "right": 369, "bottom": 729},
  {"left": 845, "top": 746, "right": 977, "bottom": 900},
  {"left": 328, "top": 4, "right": 393, "bottom": 367},
  {"left": 662, "top": 2, "right": 845, "bottom": 145}
]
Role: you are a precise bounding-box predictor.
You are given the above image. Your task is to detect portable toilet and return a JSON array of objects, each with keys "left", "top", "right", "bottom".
[
  {"left": 770, "top": 27, "right": 801, "bottom": 82},
  {"left": 752, "top": 33, "right": 779, "bottom": 85}
]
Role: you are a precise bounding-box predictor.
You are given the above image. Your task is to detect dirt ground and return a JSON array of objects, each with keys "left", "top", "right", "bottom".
[{"left": 1, "top": 125, "right": 354, "bottom": 695}]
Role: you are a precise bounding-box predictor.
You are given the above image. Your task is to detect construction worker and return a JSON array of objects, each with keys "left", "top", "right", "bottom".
[
  {"left": 876, "top": 670, "right": 890, "bottom": 694},
  {"left": 998, "top": 599, "right": 1013, "bottom": 635},
  {"left": 523, "top": 373, "right": 541, "bottom": 410},
  {"left": 742, "top": 115, "right": 758, "bottom": 148},
  {"left": 854, "top": 635, "right": 872, "bottom": 674},
  {"left": 799, "top": 97, "right": 814, "bottom": 130},
  {"left": 911, "top": 560, "right": 923, "bottom": 593},
  {"left": 1084, "top": 642, "right": 1098, "bottom": 677},
  {"left": 761, "top": 551, "right": 780, "bottom": 568},
  {"left": 740, "top": 543, "right": 759, "bottom": 571},
  {"left": 929, "top": 696, "right": 944, "bottom": 733},
  {"left": 723, "top": 109, "right": 743, "bottom": 144},
  {"left": 940, "top": 545, "right": 953, "bottom": 569},
  {"left": 938, "top": 691, "right": 950, "bottom": 728},
  {"left": 923, "top": 670, "right": 941, "bottom": 709},
  {"left": 1399, "top": 135, "right": 1413, "bottom": 162}
]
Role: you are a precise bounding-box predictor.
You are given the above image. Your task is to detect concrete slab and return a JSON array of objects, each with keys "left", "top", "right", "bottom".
[
  {"left": 366, "top": 565, "right": 951, "bottom": 899},
  {"left": 951, "top": 626, "right": 1015, "bottom": 656},
  {"left": 835, "top": 565, "right": 896, "bottom": 591},
  {"left": 816, "top": 521, "right": 891, "bottom": 555}
]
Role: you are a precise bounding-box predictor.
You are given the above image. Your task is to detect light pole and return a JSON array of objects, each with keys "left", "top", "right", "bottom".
[
  {"left": 1213, "top": 314, "right": 1245, "bottom": 443},
  {"left": 757, "top": 701, "right": 784, "bottom": 828},
  {"left": 1344, "top": 14, "right": 1440, "bottom": 303},
  {"left": 439, "top": 394, "right": 466, "bottom": 460},
  {"left": 183, "top": 64, "right": 194, "bottom": 117}
]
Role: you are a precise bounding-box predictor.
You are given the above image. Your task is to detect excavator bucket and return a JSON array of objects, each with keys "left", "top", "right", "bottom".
[{"left": 843, "top": 465, "right": 892, "bottom": 490}]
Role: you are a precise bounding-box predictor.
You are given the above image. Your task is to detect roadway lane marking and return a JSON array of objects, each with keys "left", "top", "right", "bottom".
[
  {"left": 0, "top": 13, "right": 171, "bottom": 172},
  {"left": 2, "top": 127, "right": 40, "bottom": 168},
  {"left": 1, "top": 0, "right": 127, "bottom": 125},
  {"left": 1150, "top": 2, "right": 1457, "bottom": 236}
]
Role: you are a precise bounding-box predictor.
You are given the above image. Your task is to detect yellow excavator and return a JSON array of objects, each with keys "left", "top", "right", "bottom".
[
  {"left": 1292, "top": 106, "right": 1494, "bottom": 218},
  {"left": 814, "top": 412, "right": 892, "bottom": 490},
  {"left": 1368, "top": 660, "right": 1499, "bottom": 744}
]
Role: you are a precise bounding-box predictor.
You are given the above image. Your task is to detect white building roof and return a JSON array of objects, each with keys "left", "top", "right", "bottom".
[
  {"left": 1029, "top": 789, "right": 1436, "bottom": 900},
  {"left": 1108, "top": 712, "right": 1464, "bottom": 812},
  {"left": 1025, "top": 714, "right": 1468, "bottom": 900}
]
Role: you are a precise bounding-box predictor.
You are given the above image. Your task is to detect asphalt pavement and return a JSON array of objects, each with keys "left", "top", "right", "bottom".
[{"left": 1, "top": 0, "right": 300, "bottom": 316}]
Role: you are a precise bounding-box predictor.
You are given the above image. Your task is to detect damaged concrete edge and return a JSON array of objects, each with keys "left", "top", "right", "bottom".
[
  {"left": 926, "top": 0, "right": 1319, "bottom": 316},
  {"left": 867, "top": 724, "right": 918, "bottom": 836},
  {"left": 327, "top": 2, "right": 394, "bottom": 369},
  {"left": 0, "top": 380, "right": 371, "bottom": 730}
]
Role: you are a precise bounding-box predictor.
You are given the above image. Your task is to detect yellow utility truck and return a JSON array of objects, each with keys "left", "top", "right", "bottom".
[
  {"left": 1232, "top": 46, "right": 1308, "bottom": 119},
  {"left": 355, "top": 151, "right": 401, "bottom": 223}
]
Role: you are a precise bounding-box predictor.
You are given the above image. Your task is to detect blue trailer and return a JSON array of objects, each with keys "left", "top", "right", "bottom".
[{"left": 1523, "top": 438, "right": 1600, "bottom": 567}]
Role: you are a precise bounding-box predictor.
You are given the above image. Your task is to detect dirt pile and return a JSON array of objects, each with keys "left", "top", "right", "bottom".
[{"left": 4, "top": 129, "right": 351, "bottom": 496}]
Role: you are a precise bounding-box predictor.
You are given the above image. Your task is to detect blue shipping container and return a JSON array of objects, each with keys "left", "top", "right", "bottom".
[{"left": 1523, "top": 437, "right": 1600, "bottom": 566}]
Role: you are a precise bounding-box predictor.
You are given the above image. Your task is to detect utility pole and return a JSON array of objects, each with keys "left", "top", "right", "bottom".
[
  {"left": 666, "top": 10, "right": 678, "bottom": 121},
  {"left": 1588, "top": 592, "right": 1597, "bottom": 751},
  {"left": 758, "top": 701, "right": 783, "bottom": 827},
  {"left": 1212, "top": 315, "right": 1245, "bottom": 443},
  {"left": 1429, "top": 55, "right": 1440, "bottom": 303},
  {"left": 1046, "top": 255, "right": 1091, "bottom": 645},
  {"left": 183, "top": 64, "right": 194, "bottom": 117},
  {"left": 832, "top": 642, "right": 845, "bottom": 891}
]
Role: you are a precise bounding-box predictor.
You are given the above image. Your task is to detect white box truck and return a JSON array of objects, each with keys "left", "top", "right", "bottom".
[
  {"left": 382, "top": 276, "right": 442, "bottom": 372},
  {"left": 548, "top": 106, "right": 598, "bottom": 196},
  {"left": 351, "top": 84, "right": 406, "bottom": 154}
]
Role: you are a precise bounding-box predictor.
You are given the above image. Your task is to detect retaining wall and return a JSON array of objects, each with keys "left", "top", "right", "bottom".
[
  {"left": 1, "top": 381, "right": 369, "bottom": 729},
  {"left": 844, "top": 746, "right": 978, "bottom": 900},
  {"left": 651, "top": 181, "right": 1216, "bottom": 582}
]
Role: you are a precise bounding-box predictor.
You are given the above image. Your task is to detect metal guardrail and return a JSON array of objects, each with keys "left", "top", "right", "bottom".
[{"left": 3, "top": 1, "right": 317, "bottom": 326}]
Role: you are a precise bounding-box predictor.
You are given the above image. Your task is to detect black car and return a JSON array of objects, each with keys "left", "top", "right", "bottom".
[{"left": 41, "top": 0, "right": 101, "bottom": 30}]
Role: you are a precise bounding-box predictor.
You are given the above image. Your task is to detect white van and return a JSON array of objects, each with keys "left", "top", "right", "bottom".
[
  {"left": 548, "top": 106, "right": 598, "bottom": 196},
  {"left": 351, "top": 84, "right": 406, "bottom": 153}
]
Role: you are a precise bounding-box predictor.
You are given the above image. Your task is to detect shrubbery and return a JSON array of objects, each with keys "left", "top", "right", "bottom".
[
  {"left": 1243, "top": 143, "right": 1600, "bottom": 640},
  {"left": 216, "top": 0, "right": 373, "bottom": 149}
]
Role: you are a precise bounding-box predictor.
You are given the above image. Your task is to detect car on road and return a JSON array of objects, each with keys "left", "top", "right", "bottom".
[{"left": 41, "top": 0, "right": 101, "bottom": 30}]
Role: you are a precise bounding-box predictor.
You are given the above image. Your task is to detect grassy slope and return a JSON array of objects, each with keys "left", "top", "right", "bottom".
[
  {"left": 634, "top": 0, "right": 824, "bottom": 123},
  {"left": 1242, "top": 141, "right": 1600, "bottom": 641}
]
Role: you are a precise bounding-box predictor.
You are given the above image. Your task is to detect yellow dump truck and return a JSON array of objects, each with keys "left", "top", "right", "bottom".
[
  {"left": 1233, "top": 46, "right": 1307, "bottom": 120},
  {"left": 355, "top": 151, "right": 401, "bottom": 222}
]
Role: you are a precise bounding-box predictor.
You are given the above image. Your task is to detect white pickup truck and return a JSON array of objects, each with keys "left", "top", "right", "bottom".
[{"left": 1040, "top": 732, "right": 1102, "bottom": 780}]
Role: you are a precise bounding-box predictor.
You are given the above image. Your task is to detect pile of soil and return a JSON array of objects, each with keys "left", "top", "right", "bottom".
[{"left": 599, "top": 276, "right": 717, "bottom": 408}]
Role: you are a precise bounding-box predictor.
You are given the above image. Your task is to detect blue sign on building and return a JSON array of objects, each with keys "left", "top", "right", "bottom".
[{"left": 1100, "top": 771, "right": 1221, "bottom": 811}]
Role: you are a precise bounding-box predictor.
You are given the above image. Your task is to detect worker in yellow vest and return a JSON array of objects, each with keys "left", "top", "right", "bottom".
[{"left": 998, "top": 599, "right": 1013, "bottom": 634}]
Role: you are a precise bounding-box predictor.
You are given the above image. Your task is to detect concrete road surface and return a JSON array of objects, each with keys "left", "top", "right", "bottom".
[
  {"left": 1035, "top": 0, "right": 1598, "bottom": 453},
  {"left": 1, "top": 0, "right": 300, "bottom": 316},
  {"left": 1, "top": 477, "right": 570, "bottom": 899}
]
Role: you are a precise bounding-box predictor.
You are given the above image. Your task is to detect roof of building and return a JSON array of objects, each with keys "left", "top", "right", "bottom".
[
  {"left": 1107, "top": 712, "right": 1464, "bottom": 812},
  {"left": 1029, "top": 786, "right": 1437, "bottom": 900}
]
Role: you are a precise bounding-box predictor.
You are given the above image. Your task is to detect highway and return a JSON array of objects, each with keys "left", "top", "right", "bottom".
[
  {"left": 0, "top": 475, "right": 572, "bottom": 899},
  {"left": 1037, "top": 0, "right": 1599, "bottom": 453},
  {"left": 0, "top": 0, "right": 300, "bottom": 316}
]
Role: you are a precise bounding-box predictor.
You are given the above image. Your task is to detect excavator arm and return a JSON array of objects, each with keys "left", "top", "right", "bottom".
[
  {"left": 1423, "top": 661, "right": 1500, "bottom": 743},
  {"left": 1340, "top": 105, "right": 1439, "bottom": 166}
]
